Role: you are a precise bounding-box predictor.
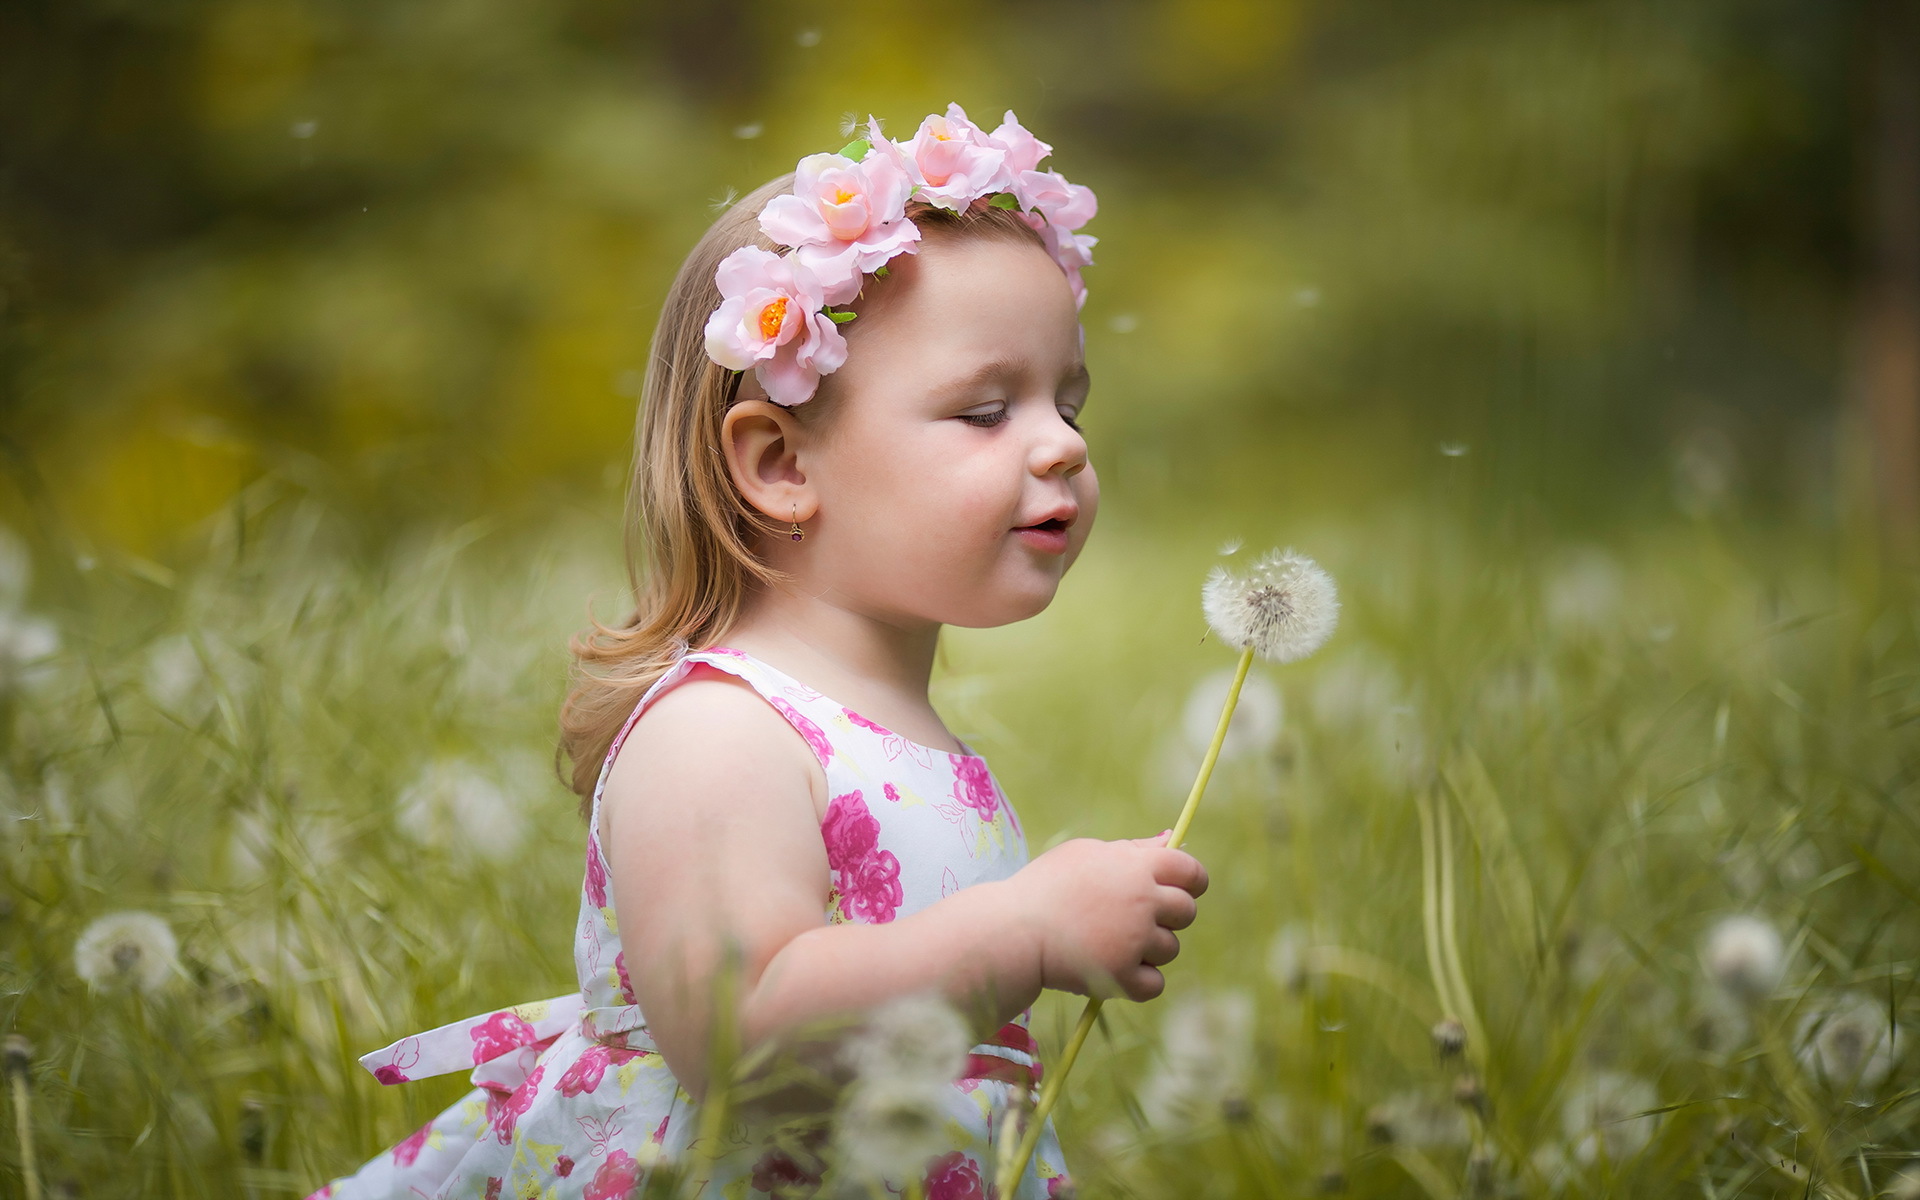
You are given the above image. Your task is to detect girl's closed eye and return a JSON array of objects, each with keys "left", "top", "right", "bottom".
[{"left": 958, "top": 403, "right": 1011, "bottom": 428}]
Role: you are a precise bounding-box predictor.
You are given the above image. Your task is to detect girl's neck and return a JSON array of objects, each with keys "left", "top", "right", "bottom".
[{"left": 715, "top": 586, "right": 958, "bottom": 747}]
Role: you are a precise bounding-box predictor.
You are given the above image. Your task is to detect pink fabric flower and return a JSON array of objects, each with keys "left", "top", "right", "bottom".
[
  {"left": 822, "top": 791, "right": 903, "bottom": 923},
  {"left": 584, "top": 1150, "right": 642, "bottom": 1200},
  {"left": 702, "top": 247, "right": 848, "bottom": 406},
  {"left": 878, "top": 104, "right": 1011, "bottom": 212},
  {"left": 485, "top": 1064, "right": 543, "bottom": 1143},
  {"left": 1014, "top": 170, "right": 1097, "bottom": 232},
  {"left": 924, "top": 1151, "right": 986, "bottom": 1200},
  {"left": 470, "top": 1011, "right": 538, "bottom": 1065},
  {"left": 555, "top": 1155, "right": 575, "bottom": 1177},
  {"left": 556, "top": 1046, "right": 610, "bottom": 1097},
  {"left": 771, "top": 697, "right": 834, "bottom": 767},
  {"left": 583, "top": 842, "right": 608, "bottom": 909},
  {"left": 988, "top": 111, "right": 1053, "bottom": 175},
  {"left": 951, "top": 755, "right": 1001, "bottom": 821},
  {"left": 759, "top": 151, "right": 920, "bottom": 304},
  {"left": 391, "top": 1121, "right": 430, "bottom": 1167}
]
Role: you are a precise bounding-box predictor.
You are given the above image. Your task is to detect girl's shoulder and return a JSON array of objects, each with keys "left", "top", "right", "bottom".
[{"left": 600, "top": 656, "right": 829, "bottom": 829}]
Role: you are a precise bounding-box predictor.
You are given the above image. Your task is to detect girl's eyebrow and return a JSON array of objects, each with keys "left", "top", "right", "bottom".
[{"left": 934, "top": 358, "right": 1091, "bottom": 402}]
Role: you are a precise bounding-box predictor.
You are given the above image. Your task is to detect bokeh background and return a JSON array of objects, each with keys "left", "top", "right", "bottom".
[{"left": 4, "top": 1, "right": 1918, "bottom": 1196}]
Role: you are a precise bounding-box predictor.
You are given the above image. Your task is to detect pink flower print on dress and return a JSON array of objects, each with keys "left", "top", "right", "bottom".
[
  {"left": 845, "top": 709, "right": 934, "bottom": 768},
  {"left": 821, "top": 791, "right": 904, "bottom": 923},
  {"left": 771, "top": 697, "right": 834, "bottom": 767},
  {"left": 485, "top": 1064, "right": 543, "bottom": 1143},
  {"left": 555, "top": 1155, "right": 575, "bottom": 1177},
  {"left": 583, "top": 841, "right": 608, "bottom": 908},
  {"left": 614, "top": 950, "right": 636, "bottom": 1003},
  {"left": 391, "top": 1121, "right": 430, "bottom": 1167},
  {"left": 484, "top": 1178, "right": 502, "bottom": 1200},
  {"left": 469, "top": 1011, "right": 538, "bottom": 1065},
  {"left": 883, "top": 782, "right": 900, "bottom": 802},
  {"left": 950, "top": 755, "right": 1001, "bottom": 821},
  {"left": 372, "top": 1036, "right": 420, "bottom": 1085},
  {"left": 583, "top": 1150, "right": 642, "bottom": 1200},
  {"left": 574, "top": 1107, "right": 624, "bottom": 1156},
  {"left": 557, "top": 1045, "right": 646, "bottom": 1098},
  {"left": 751, "top": 1147, "right": 824, "bottom": 1195},
  {"left": 924, "top": 1151, "right": 986, "bottom": 1200}
]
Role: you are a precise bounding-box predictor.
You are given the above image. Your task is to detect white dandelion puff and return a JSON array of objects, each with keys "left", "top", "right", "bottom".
[
  {"left": 840, "top": 992, "right": 971, "bottom": 1087},
  {"left": 74, "top": 910, "right": 180, "bottom": 993},
  {"left": 1795, "top": 991, "right": 1902, "bottom": 1092},
  {"left": 1364, "top": 1090, "right": 1470, "bottom": 1148},
  {"left": 1182, "top": 667, "right": 1282, "bottom": 761},
  {"left": 1702, "top": 914, "right": 1785, "bottom": 1002},
  {"left": 396, "top": 758, "right": 529, "bottom": 863},
  {"left": 1137, "top": 989, "right": 1255, "bottom": 1130},
  {"left": 834, "top": 1074, "right": 954, "bottom": 1183},
  {"left": 1201, "top": 548, "right": 1339, "bottom": 663},
  {"left": 1560, "top": 1071, "right": 1658, "bottom": 1165},
  {"left": 837, "top": 111, "right": 862, "bottom": 139}
]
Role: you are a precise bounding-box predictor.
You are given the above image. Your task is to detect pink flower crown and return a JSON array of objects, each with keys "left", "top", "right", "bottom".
[{"left": 701, "top": 103, "right": 1098, "bottom": 406}]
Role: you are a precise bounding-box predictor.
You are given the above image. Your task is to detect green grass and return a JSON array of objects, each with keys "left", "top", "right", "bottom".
[{"left": 2, "top": 480, "right": 1916, "bottom": 1198}]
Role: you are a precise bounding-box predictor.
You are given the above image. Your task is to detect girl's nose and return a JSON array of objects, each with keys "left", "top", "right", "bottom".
[{"left": 1032, "top": 416, "right": 1090, "bottom": 479}]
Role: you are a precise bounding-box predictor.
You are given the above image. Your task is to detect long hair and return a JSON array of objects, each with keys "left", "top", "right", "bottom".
[{"left": 558, "top": 178, "right": 1046, "bottom": 805}]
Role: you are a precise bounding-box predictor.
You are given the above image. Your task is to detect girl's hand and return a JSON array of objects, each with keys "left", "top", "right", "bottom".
[{"left": 1008, "top": 831, "right": 1209, "bottom": 1002}]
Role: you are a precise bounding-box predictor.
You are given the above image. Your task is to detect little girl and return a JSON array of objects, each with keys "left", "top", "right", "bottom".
[{"left": 308, "top": 103, "right": 1208, "bottom": 1200}]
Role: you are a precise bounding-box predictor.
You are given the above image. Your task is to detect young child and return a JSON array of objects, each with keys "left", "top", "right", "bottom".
[{"left": 308, "top": 103, "right": 1208, "bottom": 1200}]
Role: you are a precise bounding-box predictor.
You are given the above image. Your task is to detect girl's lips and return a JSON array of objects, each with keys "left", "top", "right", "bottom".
[{"left": 1014, "top": 524, "right": 1069, "bottom": 554}]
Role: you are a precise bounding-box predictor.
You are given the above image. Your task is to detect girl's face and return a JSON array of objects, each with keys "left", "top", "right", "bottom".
[{"left": 740, "top": 233, "right": 1097, "bottom": 630}]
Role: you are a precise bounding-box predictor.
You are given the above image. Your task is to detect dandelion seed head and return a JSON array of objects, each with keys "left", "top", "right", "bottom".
[
  {"left": 1202, "top": 548, "right": 1339, "bottom": 664},
  {"left": 396, "top": 758, "right": 530, "bottom": 863},
  {"left": 74, "top": 910, "right": 180, "bottom": 993},
  {"left": 833, "top": 1075, "right": 952, "bottom": 1182},
  {"left": 1366, "top": 1090, "right": 1470, "bottom": 1148},
  {"left": 837, "top": 112, "right": 862, "bottom": 139},
  {"left": 1561, "top": 1071, "right": 1657, "bottom": 1165},
  {"left": 1137, "top": 989, "right": 1255, "bottom": 1130},
  {"left": 1181, "top": 666, "right": 1282, "bottom": 761},
  {"left": 1217, "top": 537, "right": 1242, "bottom": 557},
  {"left": 840, "top": 992, "right": 970, "bottom": 1087},
  {"left": 1702, "top": 914, "right": 1785, "bottom": 1002},
  {"left": 1795, "top": 991, "right": 1902, "bottom": 1092}
]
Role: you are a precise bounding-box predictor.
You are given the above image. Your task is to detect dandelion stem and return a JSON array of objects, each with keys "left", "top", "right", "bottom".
[
  {"left": 1434, "top": 798, "right": 1485, "bottom": 1058},
  {"left": 9, "top": 1070, "right": 40, "bottom": 1200},
  {"left": 999, "top": 644, "right": 1256, "bottom": 1191}
]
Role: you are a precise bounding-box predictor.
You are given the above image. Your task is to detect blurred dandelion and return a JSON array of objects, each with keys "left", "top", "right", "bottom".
[
  {"left": 1265, "top": 923, "right": 1311, "bottom": 993},
  {"left": 795, "top": 28, "right": 822, "bottom": 47},
  {"left": 1702, "top": 914, "right": 1785, "bottom": 1002},
  {"left": 833, "top": 993, "right": 970, "bottom": 1185},
  {"left": 733, "top": 122, "right": 765, "bottom": 140},
  {"left": 1181, "top": 667, "right": 1282, "bottom": 762},
  {"left": 0, "top": 610, "right": 58, "bottom": 687},
  {"left": 1543, "top": 548, "right": 1624, "bottom": 633},
  {"left": 1363, "top": 1090, "right": 1469, "bottom": 1148},
  {"left": 1794, "top": 991, "right": 1902, "bottom": 1091},
  {"left": 395, "top": 758, "right": 530, "bottom": 862},
  {"left": 74, "top": 910, "right": 180, "bottom": 993},
  {"left": 1560, "top": 1071, "right": 1657, "bottom": 1165},
  {"left": 1136, "top": 989, "right": 1255, "bottom": 1131},
  {"left": 1108, "top": 313, "right": 1139, "bottom": 334},
  {"left": 839, "top": 992, "right": 970, "bottom": 1086},
  {"left": 1438, "top": 442, "right": 1469, "bottom": 458}
]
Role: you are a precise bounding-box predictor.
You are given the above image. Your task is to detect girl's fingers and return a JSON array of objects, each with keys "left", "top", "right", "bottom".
[
  {"left": 1148, "top": 847, "right": 1209, "bottom": 896},
  {"left": 1140, "top": 927, "right": 1181, "bottom": 968},
  {"left": 1154, "top": 885, "right": 1199, "bottom": 931},
  {"left": 1124, "top": 963, "right": 1167, "bottom": 1003}
]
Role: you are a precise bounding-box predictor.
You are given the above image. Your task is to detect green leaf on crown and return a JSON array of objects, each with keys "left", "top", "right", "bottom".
[
  {"left": 824, "top": 308, "right": 858, "bottom": 324},
  {"left": 873, "top": 265, "right": 889, "bottom": 278},
  {"left": 837, "top": 138, "right": 872, "bottom": 161},
  {"left": 988, "top": 192, "right": 1023, "bottom": 210}
]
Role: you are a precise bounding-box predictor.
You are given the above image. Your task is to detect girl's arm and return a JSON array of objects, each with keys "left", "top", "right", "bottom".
[{"left": 600, "top": 668, "right": 1205, "bottom": 1101}]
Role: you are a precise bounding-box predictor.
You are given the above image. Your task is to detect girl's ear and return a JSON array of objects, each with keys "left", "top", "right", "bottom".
[{"left": 721, "top": 393, "right": 815, "bottom": 523}]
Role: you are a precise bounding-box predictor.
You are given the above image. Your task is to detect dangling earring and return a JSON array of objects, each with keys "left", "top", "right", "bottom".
[{"left": 790, "top": 505, "right": 805, "bottom": 543}]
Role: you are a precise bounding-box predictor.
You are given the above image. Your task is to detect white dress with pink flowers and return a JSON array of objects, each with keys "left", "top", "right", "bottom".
[{"left": 306, "top": 645, "right": 1073, "bottom": 1200}]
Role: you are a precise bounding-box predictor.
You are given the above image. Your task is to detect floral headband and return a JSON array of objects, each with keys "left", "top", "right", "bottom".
[{"left": 701, "top": 103, "right": 1098, "bottom": 406}]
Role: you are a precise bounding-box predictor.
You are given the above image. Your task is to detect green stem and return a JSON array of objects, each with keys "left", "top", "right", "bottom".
[
  {"left": 997, "top": 644, "right": 1256, "bottom": 1192},
  {"left": 10, "top": 1072, "right": 40, "bottom": 1200}
]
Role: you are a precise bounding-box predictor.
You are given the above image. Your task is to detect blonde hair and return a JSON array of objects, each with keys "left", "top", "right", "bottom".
[{"left": 558, "top": 176, "right": 1047, "bottom": 804}]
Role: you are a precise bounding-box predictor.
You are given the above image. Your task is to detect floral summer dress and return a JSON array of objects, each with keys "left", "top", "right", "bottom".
[{"left": 308, "top": 645, "right": 1073, "bottom": 1200}]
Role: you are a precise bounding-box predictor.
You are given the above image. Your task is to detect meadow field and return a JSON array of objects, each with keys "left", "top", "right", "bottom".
[{"left": 2, "top": 469, "right": 1914, "bottom": 1198}]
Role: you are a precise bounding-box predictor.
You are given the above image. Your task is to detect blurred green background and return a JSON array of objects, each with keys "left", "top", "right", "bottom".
[{"left": 4, "top": 1, "right": 1919, "bottom": 1197}]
